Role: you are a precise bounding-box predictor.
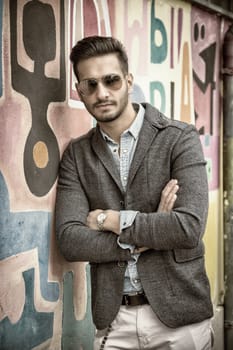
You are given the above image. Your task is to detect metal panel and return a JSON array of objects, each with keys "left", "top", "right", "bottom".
[
  {"left": 212, "top": 306, "right": 224, "bottom": 350},
  {"left": 186, "top": 0, "right": 233, "bottom": 18}
]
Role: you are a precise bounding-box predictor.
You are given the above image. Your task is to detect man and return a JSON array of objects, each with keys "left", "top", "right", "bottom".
[{"left": 55, "top": 36, "right": 213, "bottom": 349}]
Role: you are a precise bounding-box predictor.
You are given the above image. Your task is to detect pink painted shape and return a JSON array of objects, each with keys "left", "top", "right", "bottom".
[
  {"left": 84, "top": 0, "right": 98, "bottom": 37},
  {"left": 123, "top": 0, "right": 148, "bottom": 75}
]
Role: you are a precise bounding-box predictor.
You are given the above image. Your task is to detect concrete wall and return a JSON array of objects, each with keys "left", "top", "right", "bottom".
[{"left": 0, "top": 0, "right": 231, "bottom": 349}]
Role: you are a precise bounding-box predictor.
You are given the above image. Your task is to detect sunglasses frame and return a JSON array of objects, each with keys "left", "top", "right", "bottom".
[{"left": 76, "top": 74, "right": 125, "bottom": 96}]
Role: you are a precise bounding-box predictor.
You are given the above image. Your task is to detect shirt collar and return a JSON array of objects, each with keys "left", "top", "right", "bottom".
[
  {"left": 100, "top": 103, "right": 145, "bottom": 143},
  {"left": 127, "top": 103, "right": 145, "bottom": 140}
]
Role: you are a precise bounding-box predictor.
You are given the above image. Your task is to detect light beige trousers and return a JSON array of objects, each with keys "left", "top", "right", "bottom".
[{"left": 93, "top": 304, "right": 213, "bottom": 350}]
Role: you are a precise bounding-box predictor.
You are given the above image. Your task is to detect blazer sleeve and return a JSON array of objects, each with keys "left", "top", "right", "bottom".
[
  {"left": 119, "top": 124, "right": 209, "bottom": 251},
  {"left": 55, "top": 142, "right": 131, "bottom": 263}
]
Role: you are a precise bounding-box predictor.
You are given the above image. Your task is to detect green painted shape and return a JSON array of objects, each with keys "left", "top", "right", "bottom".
[
  {"left": 150, "top": 0, "right": 167, "bottom": 64},
  {"left": 62, "top": 265, "right": 95, "bottom": 350},
  {"left": 150, "top": 81, "right": 166, "bottom": 113}
]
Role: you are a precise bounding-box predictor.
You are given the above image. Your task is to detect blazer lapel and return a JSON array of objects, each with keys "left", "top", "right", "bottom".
[
  {"left": 91, "top": 127, "right": 124, "bottom": 193},
  {"left": 127, "top": 103, "right": 170, "bottom": 188},
  {"left": 127, "top": 117, "right": 158, "bottom": 189}
]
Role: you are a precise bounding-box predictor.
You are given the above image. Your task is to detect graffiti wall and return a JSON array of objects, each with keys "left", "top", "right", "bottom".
[{"left": 0, "top": 0, "right": 230, "bottom": 349}]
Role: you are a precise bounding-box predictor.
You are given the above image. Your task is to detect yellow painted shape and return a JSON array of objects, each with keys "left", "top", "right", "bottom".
[
  {"left": 204, "top": 190, "right": 224, "bottom": 305},
  {"left": 33, "top": 141, "right": 49, "bottom": 168}
]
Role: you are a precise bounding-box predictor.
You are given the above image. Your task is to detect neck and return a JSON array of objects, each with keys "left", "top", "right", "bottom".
[{"left": 98, "top": 103, "right": 136, "bottom": 143}]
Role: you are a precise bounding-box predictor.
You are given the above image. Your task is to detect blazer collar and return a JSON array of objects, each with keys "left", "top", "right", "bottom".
[{"left": 141, "top": 103, "right": 171, "bottom": 129}]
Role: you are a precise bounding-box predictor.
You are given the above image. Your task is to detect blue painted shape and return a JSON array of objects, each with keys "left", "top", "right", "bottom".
[
  {"left": 0, "top": 171, "right": 59, "bottom": 301},
  {"left": 0, "top": 0, "right": 3, "bottom": 97},
  {"left": 62, "top": 266, "right": 95, "bottom": 350},
  {"left": 0, "top": 268, "right": 54, "bottom": 349}
]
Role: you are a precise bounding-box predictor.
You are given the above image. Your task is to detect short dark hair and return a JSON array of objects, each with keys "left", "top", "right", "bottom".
[{"left": 70, "top": 36, "right": 129, "bottom": 80}]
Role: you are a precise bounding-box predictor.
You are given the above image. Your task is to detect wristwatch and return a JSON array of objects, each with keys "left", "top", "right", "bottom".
[{"left": 96, "top": 212, "right": 107, "bottom": 231}]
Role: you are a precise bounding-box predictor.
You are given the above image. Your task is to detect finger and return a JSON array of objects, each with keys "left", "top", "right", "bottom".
[
  {"left": 165, "top": 193, "right": 177, "bottom": 211},
  {"left": 164, "top": 185, "right": 179, "bottom": 203},
  {"left": 158, "top": 181, "right": 179, "bottom": 212},
  {"left": 162, "top": 189, "right": 178, "bottom": 210},
  {"left": 162, "top": 179, "right": 178, "bottom": 197},
  {"left": 164, "top": 179, "right": 177, "bottom": 190}
]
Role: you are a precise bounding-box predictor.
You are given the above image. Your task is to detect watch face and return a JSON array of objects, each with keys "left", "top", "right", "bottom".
[{"left": 97, "top": 212, "right": 106, "bottom": 224}]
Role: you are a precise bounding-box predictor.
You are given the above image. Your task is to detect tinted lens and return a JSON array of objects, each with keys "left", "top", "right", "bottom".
[
  {"left": 103, "top": 75, "right": 122, "bottom": 90},
  {"left": 78, "top": 79, "right": 98, "bottom": 96},
  {"left": 78, "top": 74, "right": 123, "bottom": 96}
]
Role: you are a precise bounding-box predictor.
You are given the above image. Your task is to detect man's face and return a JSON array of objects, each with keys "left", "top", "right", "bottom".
[{"left": 75, "top": 54, "right": 133, "bottom": 123}]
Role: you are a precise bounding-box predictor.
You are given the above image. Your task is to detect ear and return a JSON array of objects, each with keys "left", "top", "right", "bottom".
[
  {"left": 126, "top": 73, "right": 134, "bottom": 94},
  {"left": 75, "top": 82, "right": 84, "bottom": 102}
]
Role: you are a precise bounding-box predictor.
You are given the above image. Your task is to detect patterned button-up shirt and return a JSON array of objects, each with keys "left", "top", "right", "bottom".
[{"left": 100, "top": 103, "right": 145, "bottom": 294}]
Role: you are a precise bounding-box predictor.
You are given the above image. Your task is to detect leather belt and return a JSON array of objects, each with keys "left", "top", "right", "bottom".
[{"left": 122, "top": 293, "right": 149, "bottom": 306}]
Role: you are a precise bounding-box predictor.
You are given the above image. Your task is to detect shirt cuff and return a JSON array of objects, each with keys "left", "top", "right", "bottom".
[
  {"left": 120, "top": 210, "right": 138, "bottom": 232},
  {"left": 117, "top": 210, "right": 138, "bottom": 253}
]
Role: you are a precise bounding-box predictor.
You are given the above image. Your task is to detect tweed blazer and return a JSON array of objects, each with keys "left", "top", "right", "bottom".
[{"left": 55, "top": 103, "right": 213, "bottom": 330}]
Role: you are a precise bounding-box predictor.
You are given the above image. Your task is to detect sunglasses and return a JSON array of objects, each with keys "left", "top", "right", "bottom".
[{"left": 77, "top": 74, "right": 124, "bottom": 96}]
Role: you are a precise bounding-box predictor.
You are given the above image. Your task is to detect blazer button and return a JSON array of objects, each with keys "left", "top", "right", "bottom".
[{"left": 117, "top": 261, "right": 126, "bottom": 267}]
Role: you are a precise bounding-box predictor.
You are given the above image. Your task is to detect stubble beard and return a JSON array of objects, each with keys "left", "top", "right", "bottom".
[{"left": 92, "top": 94, "right": 129, "bottom": 124}]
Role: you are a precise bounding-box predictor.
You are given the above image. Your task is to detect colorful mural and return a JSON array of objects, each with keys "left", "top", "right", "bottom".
[
  {"left": 0, "top": 0, "right": 230, "bottom": 348},
  {"left": 191, "top": 6, "right": 223, "bottom": 305}
]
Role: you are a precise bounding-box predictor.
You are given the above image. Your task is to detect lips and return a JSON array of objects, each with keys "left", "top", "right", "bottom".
[
  {"left": 96, "top": 103, "right": 113, "bottom": 108},
  {"left": 94, "top": 101, "right": 116, "bottom": 108}
]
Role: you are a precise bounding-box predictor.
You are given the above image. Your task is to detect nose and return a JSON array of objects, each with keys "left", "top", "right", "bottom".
[{"left": 96, "top": 81, "right": 110, "bottom": 99}]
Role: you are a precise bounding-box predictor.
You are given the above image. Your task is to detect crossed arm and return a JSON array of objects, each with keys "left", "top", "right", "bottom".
[{"left": 86, "top": 179, "right": 179, "bottom": 237}]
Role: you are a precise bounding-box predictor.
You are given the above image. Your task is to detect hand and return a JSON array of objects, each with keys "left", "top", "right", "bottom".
[
  {"left": 86, "top": 209, "right": 103, "bottom": 231},
  {"left": 157, "top": 179, "right": 179, "bottom": 212}
]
